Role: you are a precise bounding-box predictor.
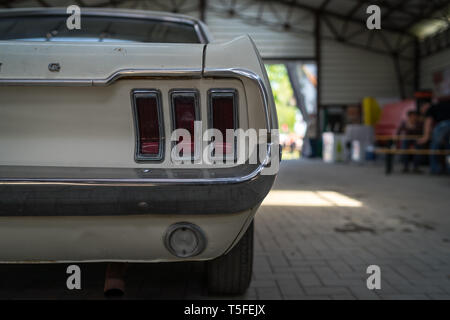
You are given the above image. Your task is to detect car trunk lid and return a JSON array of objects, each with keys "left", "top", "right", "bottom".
[{"left": 0, "top": 41, "right": 204, "bottom": 84}]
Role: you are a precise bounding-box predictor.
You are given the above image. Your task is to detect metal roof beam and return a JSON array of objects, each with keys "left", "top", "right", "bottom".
[{"left": 271, "top": 0, "right": 413, "bottom": 36}]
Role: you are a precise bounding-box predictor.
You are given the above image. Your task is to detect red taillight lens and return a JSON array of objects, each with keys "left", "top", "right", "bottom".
[
  {"left": 133, "top": 91, "right": 163, "bottom": 160},
  {"left": 171, "top": 92, "right": 198, "bottom": 156},
  {"left": 209, "top": 90, "right": 237, "bottom": 155}
]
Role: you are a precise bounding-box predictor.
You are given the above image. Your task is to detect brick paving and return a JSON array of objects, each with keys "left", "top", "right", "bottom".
[{"left": 0, "top": 160, "right": 449, "bottom": 299}]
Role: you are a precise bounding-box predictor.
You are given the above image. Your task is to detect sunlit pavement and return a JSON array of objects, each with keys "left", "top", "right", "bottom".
[{"left": 1, "top": 159, "right": 449, "bottom": 299}]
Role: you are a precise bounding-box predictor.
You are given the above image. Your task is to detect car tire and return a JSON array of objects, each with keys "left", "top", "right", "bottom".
[{"left": 207, "top": 221, "right": 254, "bottom": 295}]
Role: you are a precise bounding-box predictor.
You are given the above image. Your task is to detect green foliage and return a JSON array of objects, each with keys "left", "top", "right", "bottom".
[{"left": 265, "top": 64, "right": 298, "bottom": 132}]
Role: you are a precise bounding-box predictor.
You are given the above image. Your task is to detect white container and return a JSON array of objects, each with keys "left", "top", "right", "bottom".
[
  {"left": 345, "top": 125, "right": 375, "bottom": 163},
  {"left": 322, "top": 132, "right": 346, "bottom": 163}
]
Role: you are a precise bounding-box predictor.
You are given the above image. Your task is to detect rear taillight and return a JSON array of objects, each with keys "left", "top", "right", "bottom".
[
  {"left": 132, "top": 90, "right": 164, "bottom": 161},
  {"left": 208, "top": 89, "right": 238, "bottom": 156},
  {"left": 170, "top": 90, "right": 199, "bottom": 157}
]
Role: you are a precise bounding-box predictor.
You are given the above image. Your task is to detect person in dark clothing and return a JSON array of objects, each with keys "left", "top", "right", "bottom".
[
  {"left": 418, "top": 100, "right": 450, "bottom": 174},
  {"left": 397, "top": 111, "right": 423, "bottom": 173}
]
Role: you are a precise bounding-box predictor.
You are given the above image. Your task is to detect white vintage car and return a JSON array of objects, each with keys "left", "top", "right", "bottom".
[{"left": 0, "top": 8, "right": 279, "bottom": 295}]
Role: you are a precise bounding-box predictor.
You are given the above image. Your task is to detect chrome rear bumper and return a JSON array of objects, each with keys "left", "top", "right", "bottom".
[{"left": 0, "top": 163, "right": 275, "bottom": 216}]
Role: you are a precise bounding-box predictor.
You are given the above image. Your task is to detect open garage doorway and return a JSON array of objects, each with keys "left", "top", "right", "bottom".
[{"left": 265, "top": 61, "right": 317, "bottom": 160}]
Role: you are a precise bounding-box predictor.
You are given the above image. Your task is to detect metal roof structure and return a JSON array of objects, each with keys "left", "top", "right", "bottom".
[{"left": 1, "top": 0, "right": 448, "bottom": 36}]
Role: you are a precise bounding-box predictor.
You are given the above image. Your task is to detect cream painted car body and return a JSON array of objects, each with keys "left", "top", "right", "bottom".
[{"left": 0, "top": 8, "right": 278, "bottom": 263}]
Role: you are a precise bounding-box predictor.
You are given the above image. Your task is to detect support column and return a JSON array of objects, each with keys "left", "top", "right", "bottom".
[{"left": 315, "top": 12, "right": 322, "bottom": 140}]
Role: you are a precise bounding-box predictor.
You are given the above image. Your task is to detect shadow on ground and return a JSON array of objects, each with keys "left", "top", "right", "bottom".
[{"left": 0, "top": 262, "right": 210, "bottom": 299}]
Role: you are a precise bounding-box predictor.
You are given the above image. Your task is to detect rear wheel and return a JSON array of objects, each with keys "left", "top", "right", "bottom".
[{"left": 207, "top": 221, "right": 254, "bottom": 295}]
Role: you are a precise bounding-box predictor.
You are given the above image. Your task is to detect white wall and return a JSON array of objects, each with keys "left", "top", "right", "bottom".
[{"left": 321, "top": 39, "right": 400, "bottom": 105}]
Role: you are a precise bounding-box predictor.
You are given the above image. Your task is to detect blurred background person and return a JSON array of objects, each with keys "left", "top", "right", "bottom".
[
  {"left": 397, "top": 110, "right": 423, "bottom": 173},
  {"left": 417, "top": 100, "right": 450, "bottom": 174}
]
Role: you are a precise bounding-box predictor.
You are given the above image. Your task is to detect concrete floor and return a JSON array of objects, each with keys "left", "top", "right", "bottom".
[{"left": 0, "top": 159, "right": 449, "bottom": 299}]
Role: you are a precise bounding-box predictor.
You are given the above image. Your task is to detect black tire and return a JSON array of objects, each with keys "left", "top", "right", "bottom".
[{"left": 207, "top": 221, "right": 254, "bottom": 295}]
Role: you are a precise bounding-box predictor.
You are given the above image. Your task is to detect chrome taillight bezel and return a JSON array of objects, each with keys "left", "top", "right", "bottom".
[
  {"left": 131, "top": 89, "right": 165, "bottom": 162},
  {"left": 208, "top": 88, "right": 239, "bottom": 161},
  {"left": 207, "top": 88, "right": 239, "bottom": 131},
  {"left": 169, "top": 89, "right": 200, "bottom": 161},
  {"left": 169, "top": 89, "right": 200, "bottom": 132}
]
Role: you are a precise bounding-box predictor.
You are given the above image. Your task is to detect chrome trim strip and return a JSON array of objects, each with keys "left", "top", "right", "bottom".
[
  {"left": 0, "top": 68, "right": 203, "bottom": 86},
  {"left": 95, "top": 68, "right": 203, "bottom": 86},
  {"left": 0, "top": 144, "right": 272, "bottom": 186},
  {"left": 193, "top": 23, "right": 208, "bottom": 44},
  {"left": 0, "top": 79, "right": 94, "bottom": 86},
  {"left": 131, "top": 89, "right": 165, "bottom": 162}
]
